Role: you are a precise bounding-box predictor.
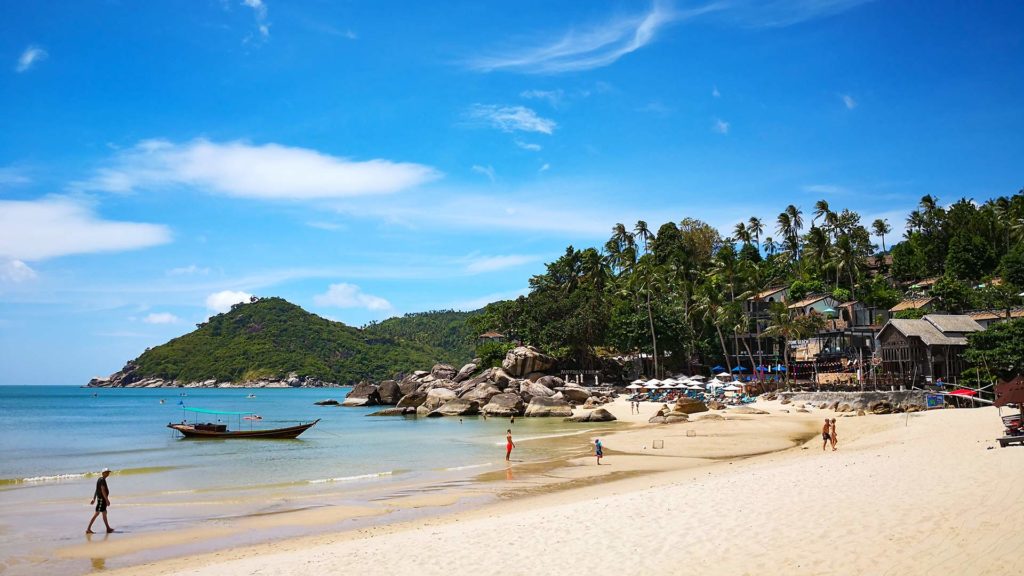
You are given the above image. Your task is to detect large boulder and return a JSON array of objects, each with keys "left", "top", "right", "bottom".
[
  {"left": 665, "top": 414, "right": 689, "bottom": 423},
  {"left": 396, "top": 391, "right": 428, "bottom": 408},
  {"left": 366, "top": 407, "right": 415, "bottom": 416},
  {"left": 430, "top": 364, "right": 458, "bottom": 380},
  {"left": 868, "top": 400, "right": 893, "bottom": 415},
  {"left": 519, "top": 381, "right": 556, "bottom": 403},
  {"left": 398, "top": 377, "right": 421, "bottom": 396},
  {"left": 648, "top": 416, "right": 667, "bottom": 424},
  {"left": 461, "top": 384, "right": 502, "bottom": 405},
  {"left": 502, "top": 346, "right": 557, "bottom": 378},
  {"left": 453, "top": 363, "right": 478, "bottom": 383},
  {"left": 342, "top": 382, "right": 380, "bottom": 407},
  {"left": 537, "top": 375, "right": 564, "bottom": 389},
  {"left": 524, "top": 396, "right": 573, "bottom": 417},
  {"left": 431, "top": 399, "right": 480, "bottom": 417},
  {"left": 707, "top": 400, "right": 726, "bottom": 410},
  {"left": 565, "top": 408, "right": 616, "bottom": 423},
  {"left": 556, "top": 386, "right": 592, "bottom": 405},
  {"left": 697, "top": 413, "right": 726, "bottom": 421},
  {"left": 314, "top": 399, "right": 339, "bottom": 406},
  {"left": 730, "top": 406, "right": 769, "bottom": 415},
  {"left": 673, "top": 397, "right": 709, "bottom": 415},
  {"left": 482, "top": 393, "right": 525, "bottom": 417},
  {"left": 491, "top": 369, "right": 514, "bottom": 389},
  {"left": 377, "top": 380, "right": 402, "bottom": 405},
  {"left": 422, "top": 388, "right": 458, "bottom": 411}
]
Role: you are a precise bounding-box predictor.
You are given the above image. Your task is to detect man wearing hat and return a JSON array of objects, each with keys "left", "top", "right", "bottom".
[{"left": 86, "top": 468, "right": 114, "bottom": 534}]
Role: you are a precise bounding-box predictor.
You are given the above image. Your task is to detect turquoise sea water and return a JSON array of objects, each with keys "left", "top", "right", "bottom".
[{"left": 0, "top": 385, "right": 612, "bottom": 575}]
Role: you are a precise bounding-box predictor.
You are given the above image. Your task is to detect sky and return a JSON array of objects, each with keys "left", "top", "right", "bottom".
[{"left": 1, "top": 0, "right": 1022, "bottom": 384}]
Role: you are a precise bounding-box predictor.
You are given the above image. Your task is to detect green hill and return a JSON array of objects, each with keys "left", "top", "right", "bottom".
[{"left": 128, "top": 297, "right": 475, "bottom": 384}]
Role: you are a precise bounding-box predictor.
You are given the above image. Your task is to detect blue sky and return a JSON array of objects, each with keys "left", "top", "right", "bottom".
[{"left": 1, "top": 0, "right": 1022, "bottom": 384}]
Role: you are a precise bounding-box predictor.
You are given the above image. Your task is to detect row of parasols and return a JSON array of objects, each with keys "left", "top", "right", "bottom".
[{"left": 625, "top": 376, "right": 748, "bottom": 392}]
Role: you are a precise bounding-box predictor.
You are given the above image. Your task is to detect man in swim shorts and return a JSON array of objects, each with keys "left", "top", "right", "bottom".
[
  {"left": 822, "top": 419, "right": 832, "bottom": 451},
  {"left": 595, "top": 438, "right": 603, "bottom": 465},
  {"left": 87, "top": 468, "right": 114, "bottom": 533}
]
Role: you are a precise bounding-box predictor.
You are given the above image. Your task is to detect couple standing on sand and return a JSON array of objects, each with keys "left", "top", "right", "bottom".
[{"left": 822, "top": 418, "right": 838, "bottom": 451}]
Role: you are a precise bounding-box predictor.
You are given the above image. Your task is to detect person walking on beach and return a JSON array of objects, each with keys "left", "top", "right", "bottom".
[
  {"left": 594, "top": 438, "right": 603, "bottom": 465},
  {"left": 86, "top": 468, "right": 114, "bottom": 534},
  {"left": 822, "top": 419, "right": 832, "bottom": 452},
  {"left": 505, "top": 429, "right": 515, "bottom": 461},
  {"left": 829, "top": 418, "right": 838, "bottom": 451}
]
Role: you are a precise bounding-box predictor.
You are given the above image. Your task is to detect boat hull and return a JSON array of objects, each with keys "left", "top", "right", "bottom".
[{"left": 167, "top": 419, "right": 320, "bottom": 439}]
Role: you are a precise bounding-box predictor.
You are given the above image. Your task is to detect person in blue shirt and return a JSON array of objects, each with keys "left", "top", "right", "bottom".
[{"left": 594, "top": 439, "right": 603, "bottom": 465}]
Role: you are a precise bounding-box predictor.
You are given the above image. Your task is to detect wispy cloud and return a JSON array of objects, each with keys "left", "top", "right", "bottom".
[
  {"left": 142, "top": 312, "right": 181, "bottom": 324},
  {"left": 514, "top": 140, "right": 542, "bottom": 152},
  {"left": 15, "top": 45, "right": 47, "bottom": 73},
  {"left": 0, "top": 167, "right": 32, "bottom": 186},
  {"left": 167, "top": 264, "right": 211, "bottom": 276},
  {"left": 306, "top": 221, "right": 346, "bottom": 231},
  {"left": 725, "top": 0, "right": 877, "bottom": 28},
  {"left": 802, "top": 184, "right": 850, "bottom": 195},
  {"left": 0, "top": 259, "right": 37, "bottom": 283},
  {"left": 539, "top": 163, "right": 551, "bottom": 173},
  {"left": 0, "top": 197, "right": 171, "bottom": 261},
  {"left": 313, "top": 283, "right": 392, "bottom": 311},
  {"left": 80, "top": 139, "right": 440, "bottom": 200},
  {"left": 206, "top": 290, "right": 252, "bottom": 313},
  {"left": 713, "top": 118, "right": 730, "bottom": 134},
  {"left": 241, "top": 0, "right": 270, "bottom": 40},
  {"left": 520, "top": 89, "right": 564, "bottom": 106},
  {"left": 841, "top": 94, "right": 857, "bottom": 109},
  {"left": 712, "top": 85, "right": 721, "bottom": 98},
  {"left": 466, "top": 105, "right": 556, "bottom": 135},
  {"left": 472, "top": 164, "right": 496, "bottom": 182},
  {"left": 464, "top": 254, "right": 538, "bottom": 274},
  {"left": 469, "top": 1, "right": 705, "bottom": 74}
]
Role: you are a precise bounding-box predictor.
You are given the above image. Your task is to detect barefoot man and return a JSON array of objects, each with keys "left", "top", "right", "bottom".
[
  {"left": 822, "top": 419, "right": 832, "bottom": 452},
  {"left": 830, "top": 418, "right": 838, "bottom": 451},
  {"left": 594, "top": 438, "right": 603, "bottom": 465},
  {"left": 87, "top": 468, "right": 114, "bottom": 534}
]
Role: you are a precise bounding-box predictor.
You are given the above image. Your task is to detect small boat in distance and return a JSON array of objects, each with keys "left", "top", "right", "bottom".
[{"left": 168, "top": 407, "right": 318, "bottom": 439}]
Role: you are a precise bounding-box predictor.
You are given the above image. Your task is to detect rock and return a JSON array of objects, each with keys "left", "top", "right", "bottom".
[
  {"left": 856, "top": 409, "right": 866, "bottom": 416},
  {"left": 905, "top": 404, "right": 923, "bottom": 413},
  {"left": 342, "top": 382, "right": 380, "bottom": 407},
  {"left": 582, "top": 397, "right": 601, "bottom": 409},
  {"left": 461, "top": 384, "right": 502, "bottom": 405},
  {"left": 830, "top": 401, "right": 840, "bottom": 411},
  {"left": 868, "top": 400, "right": 893, "bottom": 415},
  {"left": 491, "top": 369, "right": 514, "bottom": 389},
  {"left": 430, "top": 364, "right": 458, "bottom": 381},
  {"left": 366, "top": 407, "right": 413, "bottom": 416},
  {"left": 707, "top": 400, "right": 726, "bottom": 410},
  {"left": 519, "top": 381, "right": 556, "bottom": 403},
  {"left": 524, "top": 396, "right": 573, "bottom": 417},
  {"left": 673, "top": 397, "right": 709, "bottom": 415},
  {"left": 453, "top": 363, "right": 478, "bottom": 383},
  {"left": 537, "top": 375, "right": 564, "bottom": 389},
  {"left": 697, "top": 413, "right": 726, "bottom": 421},
  {"left": 482, "top": 393, "right": 525, "bottom": 417},
  {"left": 396, "top": 391, "right": 428, "bottom": 408},
  {"left": 556, "top": 386, "right": 592, "bottom": 404},
  {"left": 564, "top": 408, "right": 616, "bottom": 423},
  {"left": 431, "top": 399, "right": 480, "bottom": 417},
  {"left": 817, "top": 402, "right": 829, "bottom": 409},
  {"left": 377, "top": 380, "right": 402, "bottom": 405},
  {"left": 399, "top": 377, "right": 420, "bottom": 397},
  {"left": 648, "top": 416, "right": 667, "bottom": 424},
  {"left": 730, "top": 406, "right": 769, "bottom": 415},
  {"left": 836, "top": 403, "right": 852, "bottom": 413},
  {"left": 665, "top": 414, "right": 689, "bottom": 423},
  {"left": 314, "top": 399, "right": 340, "bottom": 406},
  {"left": 412, "top": 370, "right": 430, "bottom": 378},
  {"left": 780, "top": 398, "right": 792, "bottom": 405},
  {"left": 526, "top": 372, "right": 546, "bottom": 382},
  {"left": 422, "top": 388, "right": 458, "bottom": 411},
  {"left": 796, "top": 408, "right": 810, "bottom": 413},
  {"left": 501, "top": 346, "right": 557, "bottom": 378}
]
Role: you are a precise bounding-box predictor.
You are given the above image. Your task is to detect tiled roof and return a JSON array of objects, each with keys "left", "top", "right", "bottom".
[{"left": 890, "top": 297, "right": 934, "bottom": 312}]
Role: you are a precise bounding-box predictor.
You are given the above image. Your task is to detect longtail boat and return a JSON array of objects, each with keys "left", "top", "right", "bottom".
[{"left": 168, "top": 407, "right": 320, "bottom": 439}]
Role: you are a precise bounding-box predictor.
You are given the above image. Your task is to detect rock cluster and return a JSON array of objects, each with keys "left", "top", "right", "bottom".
[
  {"left": 339, "top": 347, "right": 618, "bottom": 421},
  {"left": 648, "top": 397, "right": 708, "bottom": 424}
]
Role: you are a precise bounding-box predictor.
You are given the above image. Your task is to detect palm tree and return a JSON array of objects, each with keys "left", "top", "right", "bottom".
[
  {"left": 812, "top": 200, "right": 831, "bottom": 227},
  {"left": 763, "top": 236, "right": 777, "bottom": 256},
  {"left": 733, "top": 222, "right": 751, "bottom": 245},
  {"left": 748, "top": 217, "right": 764, "bottom": 251},
  {"left": 871, "top": 218, "right": 892, "bottom": 252},
  {"left": 634, "top": 220, "right": 653, "bottom": 255},
  {"left": 695, "top": 286, "right": 734, "bottom": 375},
  {"left": 906, "top": 210, "right": 924, "bottom": 236},
  {"left": 630, "top": 256, "right": 661, "bottom": 377}
]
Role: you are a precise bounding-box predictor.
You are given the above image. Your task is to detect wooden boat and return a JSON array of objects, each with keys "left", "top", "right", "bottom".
[
  {"left": 167, "top": 419, "right": 319, "bottom": 439},
  {"left": 168, "top": 406, "right": 319, "bottom": 439}
]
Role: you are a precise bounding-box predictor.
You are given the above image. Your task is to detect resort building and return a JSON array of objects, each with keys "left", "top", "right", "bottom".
[
  {"left": 889, "top": 297, "right": 935, "bottom": 316},
  {"left": 787, "top": 294, "right": 841, "bottom": 316},
  {"left": 967, "top": 308, "right": 1024, "bottom": 329},
  {"left": 876, "top": 314, "right": 984, "bottom": 385},
  {"left": 477, "top": 331, "right": 506, "bottom": 344}
]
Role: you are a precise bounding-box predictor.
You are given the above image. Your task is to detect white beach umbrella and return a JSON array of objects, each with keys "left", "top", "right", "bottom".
[
  {"left": 723, "top": 384, "right": 741, "bottom": 391},
  {"left": 661, "top": 377, "right": 678, "bottom": 385},
  {"left": 644, "top": 379, "right": 662, "bottom": 389},
  {"left": 626, "top": 383, "right": 643, "bottom": 389},
  {"left": 715, "top": 372, "right": 732, "bottom": 380},
  {"left": 631, "top": 379, "right": 646, "bottom": 385},
  {"left": 687, "top": 383, "right": 705, "bottom": 390},
  {"left": 688, "top": 375, "right": 705, "bottom": 381}
]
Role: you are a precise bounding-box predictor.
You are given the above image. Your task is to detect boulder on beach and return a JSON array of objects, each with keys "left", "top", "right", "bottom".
[
  {"left": 431, "top": 398, "right": 480, "bottom": 417},
  {"left": 648, "top": 415, "right": 667, "bottom": 424},
  {"left": 501, "top": 346, "right": 556, "bottom": 378},
  {"left": 396, "top": 391, "right": 428, "bottom": 408},
  {"left": 707, "top": 400, "right": 726, "bottom": 410},
  {"left": 398, "top": 377, "right": 420, "bottom": 397},
  {"left": 482, "top": 393, "right": 525, "bottom": 417},
  {"left": 697, "top": 413, "right": 726, "bottom": 421},
  {"left": 366, "top": 407, "right": 414, "bottom": 416},
  {"left": 524, "top": 396, "right": 573, "bottom": 417},
  {"left": 537, "top": 375, "right": 564, "bottom": 389},
  {"left": 673, "top": 397, "right": 709, "bottom": 415},
  {"left": 556, "top": 386, "right": 592, "bottom": 405},
  {"left": 422, "top": 388, "right": 458, "bottom": 411},
  {"left": 519, "top": 381, "right": 556, "bottom": 403},
  {"left": 342, "top": 382, "right": 380, "bottom": 407},
  {"left": 565, "top": 408, "right": 617, "bottom": 423},
  {"left": 377, "top": 380, "right": 402, "bottom": 405},
  {"left": 314, "top": 399, "right": 340, "bottom": 406},
  {"left": 430, "top": 364, "right": 458, "bottom": 381},
  {"left": 665, "top": 414, "right": 689, "bottom": 423},
  {"left": 869, "top": 400, "right": 893, "bottom": 415},
  {"left": 730, "top": 406, "right": 769, "bottom": 415},
  {"left": 461, "top": 384, "right": 502, "bottom": 405},
  {"left": 453, "top": 363, "right": 478, "bottom": 383}
]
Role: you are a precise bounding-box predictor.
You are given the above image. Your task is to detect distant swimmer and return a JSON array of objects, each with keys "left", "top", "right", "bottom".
[
  {"left": 86, "top": 468, "right": 114, "bottom": 534},
  {"left": 505, "top": 429, "right": 515, "bottom": 461}
]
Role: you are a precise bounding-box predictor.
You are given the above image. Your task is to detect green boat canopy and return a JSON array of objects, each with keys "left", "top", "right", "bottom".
[{"left": 181, "top": 407, "right": 254, "bottom": 416}]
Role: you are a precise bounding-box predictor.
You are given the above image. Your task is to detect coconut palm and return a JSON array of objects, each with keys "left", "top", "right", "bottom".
[
  {"left": 733, "top": 222, "right": 751, "bottom": 245},
  {"left": 748, "top": 217, "right": 764, "bottom": 251},
  {"left": 871, "top": 218, "right": 892, "bottom": 252},
  {"left": 812, "top": 200, "right": 831, "bottom": 227},
  {"left": 634, "top": 220, "right": 654, "bottom": 255}
]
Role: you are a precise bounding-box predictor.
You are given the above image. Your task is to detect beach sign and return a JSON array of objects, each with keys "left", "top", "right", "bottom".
[{"left": 925, "top": 394, "right": 944, "bottom": 409}]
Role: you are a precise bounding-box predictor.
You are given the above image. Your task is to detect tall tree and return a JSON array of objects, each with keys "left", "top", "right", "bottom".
[{"left": 871, "top": 218, "right": 892, "bottom": 252}]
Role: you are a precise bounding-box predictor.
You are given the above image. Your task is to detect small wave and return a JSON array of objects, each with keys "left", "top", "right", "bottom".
[
  {"left": 0, "top": 465, "right": 176, "bottom": 486},
  {"left": 308, "top": 470, "right": 394, "bottom": 484},
  {"left": 442, "top": 463, "right": 492, "bottom": 472},
  {"left": 493, "top": 429, "right": 595, "bottom": 445}
]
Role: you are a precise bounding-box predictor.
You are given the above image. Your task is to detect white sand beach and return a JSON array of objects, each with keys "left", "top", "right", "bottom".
[{"left": 90, "top": 398, "right": 1024, "bottom": 576}]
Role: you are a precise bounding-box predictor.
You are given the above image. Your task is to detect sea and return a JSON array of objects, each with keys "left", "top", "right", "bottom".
[{"left": 0, "top": 385, "right": 614, "bottom": 575}]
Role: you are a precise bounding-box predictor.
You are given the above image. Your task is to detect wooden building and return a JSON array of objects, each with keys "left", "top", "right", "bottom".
[{"left": 876, "top": 315, "right": 984, "bottom": 385}]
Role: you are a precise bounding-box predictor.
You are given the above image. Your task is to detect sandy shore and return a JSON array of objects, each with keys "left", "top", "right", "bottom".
[{"left": 80, "top": 398, "right": 1024, "bottom": 575}]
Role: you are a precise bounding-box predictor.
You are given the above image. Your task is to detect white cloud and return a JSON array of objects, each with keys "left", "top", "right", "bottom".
[
  {"left": 465, "top": 254, "right": 537, "bottom": 274},
  {"left": 15, "top": 46, "right": 47, "bottom": 73},
  {"left": 520, "top": 89, "right": 564, "bottom": 106},
  {"left": 802, "top": 184, "right": 850, "bottom": 195},
  {"left": 472, "top": 164, "right": 496, "bottom": 182},
  {"left": 167, "top": 264, "right": 210, "bottom": 276},
  {"left": 0, "top": 197, "right": 171, "bottom": 261},
  {"left": 539, "top": 163, "right": 551, "bottom": 172},
  {"left": 206, "top": 290, "right": 253, "bottom": 313},
  {"left": 466, "top": 105, "right": 556, "bottom": 135},
  {"left": 306, "top": 221, "right": 345, "bottom": 231},
  {"left": 469, "top": 1, "right": 709, "bottom": 74},
  {"left": 313, "top": 283, "right": 392, "bottom": 311},
  {"left": 726, "top": 0, "right": 876, "bottom": 28},
  {"left": 712, "top": 85, "right": 721, "bottom": 98},
  {"left": 241, "top": 0, "right": 270, "bottom": 39},
  {"left": 841, "top": 94, "right": 857, "bottom": 109},
  {"left": 713, "top": 118, "right": 730, "bottom": 134},
  {"left": 0, "top": 167, "right": 32, "bottom": 186},
  {"left": 142, "top": 312, "right": 181, "bottom": 324},
  {"left": 0, "top": 259, "right": 37, "bottom": 283},
  {"left": 514, "top": 140, "right": 542, "bottom": 152},
  {"left": 81, "top": 139, "right": 440, "bottom": 199}
]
